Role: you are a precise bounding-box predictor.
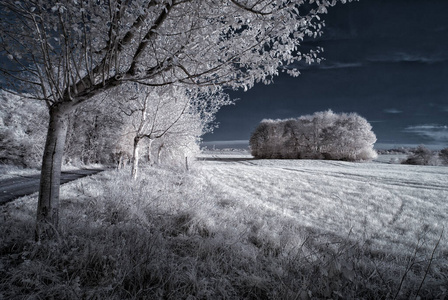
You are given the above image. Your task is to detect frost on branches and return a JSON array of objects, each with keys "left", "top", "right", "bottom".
[
  {"left": 0, "top": 0, "right": 355, "bottom": 238},
  {"left": 250, "top": 110, "right": 377, "bottom": 161},
  {"left": 0, "top": 0, "right": 351, "bottom": 96},
  {"left": 112, "top": 84, "right": 233, "bottom": 178}
]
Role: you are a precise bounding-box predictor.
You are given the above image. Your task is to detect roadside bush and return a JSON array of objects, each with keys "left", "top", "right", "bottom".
[{"left": 250, "top": 110, "right": 377, "bottom": 161}]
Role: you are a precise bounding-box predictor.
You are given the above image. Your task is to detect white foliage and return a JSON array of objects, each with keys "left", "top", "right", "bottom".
[
  {"left": 0, "top": 0, "right": 354, "bottom": 102},
  {"left": 0, "top": 90, "right": 128, "bottom": 167},
  {"left": 113, "top": 84, "right": 233, "bottom": 175},
  {"left": 250, "top": 110, "right": 377, "bottom": 161},
  {"left": 0, "top": 91, "right": 47, "bottom": 167},
  {"left": 63, "top": 95, "right": 126, "bottom": 165},
  {"left": 0, "top": 0, "right": 354, "bottom": 161}
]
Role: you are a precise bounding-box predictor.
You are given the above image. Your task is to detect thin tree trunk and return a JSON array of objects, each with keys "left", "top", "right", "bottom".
[
  {"left": 131, "top": 137, "right": 140, "bottom": 179},
  {"left": 156, "top": 143, "right": 164, "bottom": 165},
  {"left": 147, "top": 139, "right": 153, "bottom": 164},
  {"left": 118, "top": 152, "right": 124, "bottom": 169},
  {"left": 35, "top": 102, "right": 73, "bottom": 241}
]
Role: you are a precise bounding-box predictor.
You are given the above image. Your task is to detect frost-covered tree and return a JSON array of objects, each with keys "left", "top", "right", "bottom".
[
  {"left": 0, "top": 89, "right": 126, "bottom": 167},
  {"left": 281, "top": 119, "right": 302, "bottom": 158},
  {"left": 250, "top": 110, "right": 377, "bottom": 161},
  {"left": 249, "top": 119, "right": 286, "bottom": 158},
  {"left": 150, "top": 89, "right": 233, "bottom": 169},
  {"left": 0, "top": 0, "right": 353, "bottom": 238},
  {"left": 249, "top": 121, "right": 270, "bottom": 159},
  {"left": 0, "top": 91, "right": 47, "bottom": 168},
  {"left": 301, "top": 110, "right": 338, "bottom": 158},
  {"left": 321, "top": 112, "right": 377, "bottom": 161},
  {"left": 64, "top": 96, "right": 125, "bottom": 165},
  {"left": 116, "top": 84, "right": 232, "bottom": 179}
]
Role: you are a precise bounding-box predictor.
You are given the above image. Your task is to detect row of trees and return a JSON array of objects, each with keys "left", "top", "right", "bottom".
[
  {"left": 250, "top": 110, "right": 377, "bottom": 161},
  {"left": 1, "top": 90, "right": 124, "bottom": 168},
  {"left": 0, "top": 0, "right": 354, "bottom": 239},
  {"left": 114, "top": 85, "right": 232, "bottom": 178},
  {"left": 1, "top": 86, "right": 231, "bottom": 175}
]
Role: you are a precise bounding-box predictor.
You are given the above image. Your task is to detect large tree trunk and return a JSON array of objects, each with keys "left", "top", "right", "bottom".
[
  {"left": 35, "top": 102, "right": 73, "bottom": 241},
  {"left": 131, "top": 137, "right": 140, "bottom": 179}
]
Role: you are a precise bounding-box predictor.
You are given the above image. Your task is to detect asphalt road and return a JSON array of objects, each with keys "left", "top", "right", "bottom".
[{"left": 0, "top": 169, "right": 104, "bottom": 205}]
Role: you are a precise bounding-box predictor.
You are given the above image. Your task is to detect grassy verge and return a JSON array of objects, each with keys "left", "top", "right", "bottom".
[{"left": 1, "top": 166, "right": 446, "bottom": 299}]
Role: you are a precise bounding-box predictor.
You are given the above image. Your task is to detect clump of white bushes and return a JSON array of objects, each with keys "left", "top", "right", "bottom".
[{"left": 250, "top": 110, "right": 377, "bottom": 161}]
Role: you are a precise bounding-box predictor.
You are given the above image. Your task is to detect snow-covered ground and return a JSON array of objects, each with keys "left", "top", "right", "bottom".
[{"left": 198, "top": 152, "right": 448, "bottom": 255}]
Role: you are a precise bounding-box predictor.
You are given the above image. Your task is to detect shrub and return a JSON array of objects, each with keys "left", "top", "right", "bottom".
[
  {"left": 402, "top": 145, "right": 437, "bottom": 166},
  {"left": 439, "top": 148, "right": 448, "bottom": 165}
]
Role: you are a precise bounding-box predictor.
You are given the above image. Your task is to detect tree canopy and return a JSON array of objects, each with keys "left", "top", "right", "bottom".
[
  {"left": 0, "top": 0, "right": 348, "bottom": 101},
  {"left": 250, "top": 110, "right": 377, "bottom": 161}
]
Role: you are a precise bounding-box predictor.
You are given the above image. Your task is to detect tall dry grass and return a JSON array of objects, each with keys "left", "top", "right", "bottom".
[{"left": 1, "top": 165, "right": 446, "bottom": 299}]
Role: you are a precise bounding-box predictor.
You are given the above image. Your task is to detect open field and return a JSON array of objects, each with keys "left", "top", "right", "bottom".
[
  {"left": 1, "top": 154, "right": 447, "bottom": 299},
  {"left": 198, "top": 152, "right": 448, "bottom": 257}
]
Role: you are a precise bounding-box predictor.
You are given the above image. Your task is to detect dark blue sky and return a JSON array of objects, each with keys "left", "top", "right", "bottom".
[{"left": 204, "top": 0, "right": 448, "bottom": 149}]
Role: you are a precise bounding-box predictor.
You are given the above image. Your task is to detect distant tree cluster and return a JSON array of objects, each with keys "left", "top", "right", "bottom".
[
  {"left": 402, "top": 145, "right": 448, "bottom": 166},
  {"left": 441, "top": 148, "right": 448, "bottom": 165},
  {"left": 250, "top": 110, "right": 377, "bottom": 161}
]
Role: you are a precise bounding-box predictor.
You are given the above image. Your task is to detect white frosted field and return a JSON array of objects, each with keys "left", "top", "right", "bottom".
[
  {"left": 2, "top": 152, "right": 448, "bottom": 298},
  {"left": 197, "top": 152, "right": 448, "bottom": 256}
]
